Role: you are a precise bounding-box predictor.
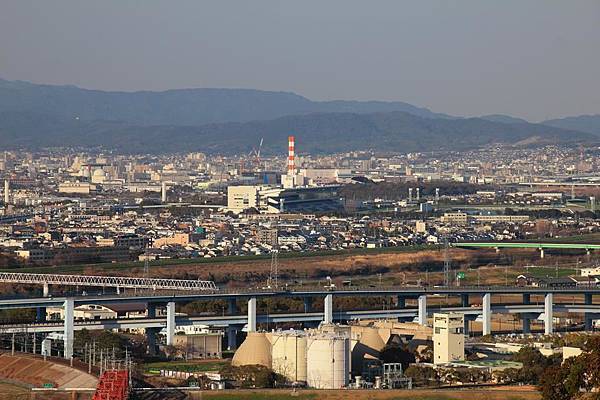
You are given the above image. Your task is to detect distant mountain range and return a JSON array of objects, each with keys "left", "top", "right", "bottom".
[
  {"left": 0, "top": 78, "right": 597, "bottom": 154},
  {"left": 542, "top": 115, "right": 600, "bottom": 135},
  {"left": 0, "top": 78, "right": 451, "bottom": 125}
]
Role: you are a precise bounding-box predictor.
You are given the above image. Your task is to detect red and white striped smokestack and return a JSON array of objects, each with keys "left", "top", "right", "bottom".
[{"left": 288, "top": 135, "right": 295, "bottom": 175}]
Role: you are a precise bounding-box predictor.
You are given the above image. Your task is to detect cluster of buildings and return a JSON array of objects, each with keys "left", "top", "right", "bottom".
[{"left": 0, "top": 141, "right": 598, "bottom": 267}]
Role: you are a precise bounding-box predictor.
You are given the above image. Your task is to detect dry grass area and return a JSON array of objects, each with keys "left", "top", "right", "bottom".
[
  {"left": 96, "top": 248, "right": 499, "bottom": 287},
  {"left": 112, "top": 246, "right": 586, "bottom": 288}
]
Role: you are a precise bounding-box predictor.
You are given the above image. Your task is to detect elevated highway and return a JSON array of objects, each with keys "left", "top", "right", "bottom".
[
  {"left": 3, "top": 303, "right": 600, "bottom": 335},
  {"left": 2, "top": 284, "right": 600, "bottom": 360},
  {"left": 3, "top": 286, "right": 600, "bottom": 310}
]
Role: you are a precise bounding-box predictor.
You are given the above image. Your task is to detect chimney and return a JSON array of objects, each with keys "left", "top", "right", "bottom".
[
  {"left": 288, "top": 135, "right": 295, "bottom": 175},
  {"left": 4, "top": 179, "right": 9, "bottom": 205},
  {"left": 161, "top": 181, "right": 167, "bottom": 203}
]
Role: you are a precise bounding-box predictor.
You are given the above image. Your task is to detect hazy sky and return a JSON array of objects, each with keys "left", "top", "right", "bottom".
[{"left": 1, "top": 1, "right": 599, "bottom": 121}]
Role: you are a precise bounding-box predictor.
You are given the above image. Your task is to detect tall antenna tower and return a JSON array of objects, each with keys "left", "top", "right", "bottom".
[{"left": 443, "top": 236, "right": 450, "bottom": 286}]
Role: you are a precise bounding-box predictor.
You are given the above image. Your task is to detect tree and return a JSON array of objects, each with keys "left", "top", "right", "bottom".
[
  {"left": 512, "top": 346, "right": 556, "bottom": 384},
  {"left": 404, "top": 365, "right": 437, "bottom": 387},
  {"left": 539, "top": 364, "right": 571, "bottom": 400},
  {"left": 538, "top": 335, "right": 600, "bottom": 399}
]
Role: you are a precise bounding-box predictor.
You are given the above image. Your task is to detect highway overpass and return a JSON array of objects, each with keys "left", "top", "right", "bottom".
[
  {"left": 2, "top": 285, "right": 600, "bottom": 359},
  {"left": 3, "top": 303, "right": 600, "bottom": 335}
]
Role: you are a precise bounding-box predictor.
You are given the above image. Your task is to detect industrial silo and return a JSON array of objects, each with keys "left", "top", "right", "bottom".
[
  {"left": 351, "top": 326, "right": 386, "bottom": 375},
  {"left": 271, "top": 330, "right": 307, "bottom": 384},
  {"left": 231, "top": 332, "right": 272, "bottom": 367},
  {"left": 306, "top": 333, "right": 350, "bottom": 389}
]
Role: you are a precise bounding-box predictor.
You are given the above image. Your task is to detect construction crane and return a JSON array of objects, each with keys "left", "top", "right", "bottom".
[
  {"left": 255, "top": 137, "right": 264, "bottom": 167},
  {"left": 246, "top": 137, "right": 264, "bottom": 171}
]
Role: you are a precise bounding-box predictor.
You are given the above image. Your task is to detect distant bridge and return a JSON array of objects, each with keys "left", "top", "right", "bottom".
[
  {"left": 453, "top": 242, "right": 600, "bottom": 250},
  {"left": 452, "top": 242, "right": 600, "bottom": 257},
  {"left": 0, "top": 272, "right": 217, "bottom": 295}
]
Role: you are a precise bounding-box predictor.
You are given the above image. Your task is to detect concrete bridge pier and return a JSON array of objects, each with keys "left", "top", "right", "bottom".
[
  {"left": 461, "top": 294, "right": 469, "bottom": 307},
  {"left": 521, "top": 313, "right": 535, "bottom": 334},
  {"left": 544, "top": 293, "right": 553, "bottom": 335},
  {"left": 228, "top": 298, "right": 238, "bottom": 315},
  {"left": 460, "top": 294, "right": 470, "bottom": 333},
  {"left": 166, "top": 301, "right": 175, "bottom": 346},
  {"left": 227, "top": 325, "right": 242, "bottom": 350},
  {"left": 247, "top": 297, "right": 257, "bottom": 332},
  {"left": 144, "top": 302, "right": 158, "bottom": 353},
  {"left": 482, "top": 293, "right": 491, "bottom": 336},
  {"left": 417, "top": 295, "right": 427, "bottom": 325},
  {"left": 396, "top": 296, "right": 406, "bottom": 309},
  {"left": 43, "top": 282, "right": 49, "bottom": 297},
  {"left": 303, "top": 297, "right": 313, "bottom": 313},
  {"left": 523, "top": 318, "right": 531, "bottom": 334},
  {"left": 146, "top": 328, "right": 160, "bottom": 355},
  {"left": 36, "top": 307, "right": 46, "bottom": 322},
  {"left": 147, "top": 303, "right": 157, "bottom": 318},
  {"left": 324, "top": 294, "right": 333, "bottom": 324},
  {"left": 464, "top": 315, "right": 476, "bottom": 335},
  {"left": 584, "top": 293, "right": 594, "bottom": 331},
  {"left": 539, "top": 248, "right": 545, "bottom": 258},
  {"left": 521, "top": 292, "right": 531, "bottom": 333},
  {"left": 63, "top": 299, "right": 74, "bottom": 360}
]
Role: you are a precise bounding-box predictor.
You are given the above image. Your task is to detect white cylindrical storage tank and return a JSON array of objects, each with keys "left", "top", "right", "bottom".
[
  {"left": 306, "top": 333, "right": 350, "bottom": 389},
  {"left": 271, "top": 330, "right": 307, "bottom": 384}
]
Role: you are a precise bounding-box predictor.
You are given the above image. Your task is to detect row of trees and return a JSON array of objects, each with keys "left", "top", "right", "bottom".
[
  {"left": 538, "top": 336, "right": 600, "bottom": 400},
  {"left": 483, "top": 338, "right": 600, "bottom": 400}
]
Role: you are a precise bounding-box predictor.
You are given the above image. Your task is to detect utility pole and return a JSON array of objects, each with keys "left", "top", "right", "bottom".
[
  {"left": 268, "top": 248, "right": 279, "bottom": 289},
  {"left": 443, "top": 236, "right": 450, "bottom": 287},
  {"left": 143, "top": 240, "right": 150, "bottom": 278}
]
